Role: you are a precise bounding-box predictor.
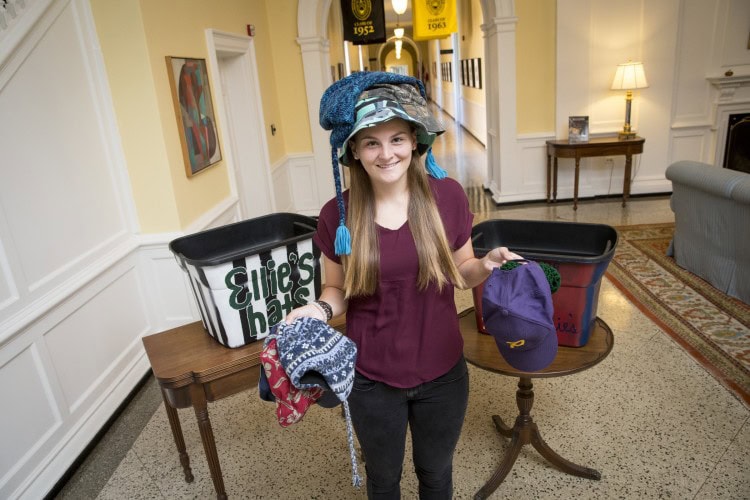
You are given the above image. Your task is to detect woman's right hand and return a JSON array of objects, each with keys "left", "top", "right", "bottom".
[{"left": 284, "top": 303, "right": 327, "bottom": 324}]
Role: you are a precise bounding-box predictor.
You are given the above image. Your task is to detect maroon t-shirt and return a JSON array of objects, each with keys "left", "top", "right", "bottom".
[{"left": 313, "top": 177, "right": 473, "bottom": 388}]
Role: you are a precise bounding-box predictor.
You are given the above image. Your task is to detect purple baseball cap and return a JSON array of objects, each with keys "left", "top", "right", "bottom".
[{"left": 482, "top": 261, "right": 558, "bottom": 372}]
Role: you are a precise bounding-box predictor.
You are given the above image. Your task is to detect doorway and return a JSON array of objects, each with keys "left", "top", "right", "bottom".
[{"left": 205, "top": 29, "right": 275, "bottom": 220}]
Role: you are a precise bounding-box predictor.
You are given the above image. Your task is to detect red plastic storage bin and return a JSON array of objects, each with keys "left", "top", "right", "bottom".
[{"left": 471, "top": 219, "right": 617, "bottom": 347}]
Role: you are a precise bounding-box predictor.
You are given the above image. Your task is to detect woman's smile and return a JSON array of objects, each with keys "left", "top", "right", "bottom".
[{"left": 351, "top": 118, "right": 417, "bottom": 188}]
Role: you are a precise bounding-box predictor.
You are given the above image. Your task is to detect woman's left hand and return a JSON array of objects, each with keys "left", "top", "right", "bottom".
[{"left": 482, "top": 247, "right": 523, "bottom": 272}]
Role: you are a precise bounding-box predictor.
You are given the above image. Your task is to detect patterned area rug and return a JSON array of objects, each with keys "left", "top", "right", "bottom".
[{"left": 606, "top": 223, "right": 750, "bottom": 406}]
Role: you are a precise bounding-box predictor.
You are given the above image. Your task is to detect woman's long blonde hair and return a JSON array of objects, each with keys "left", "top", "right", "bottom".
[{"left": 342, "top": 152, "right": 467, "bottom": 297}]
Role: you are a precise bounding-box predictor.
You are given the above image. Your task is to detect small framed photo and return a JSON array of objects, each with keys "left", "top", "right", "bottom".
[
  {"left": 166, "top": 56, "right": 222, "bottom": 177},
  {"left": 568, "top": 116, "right": 590, "bottom": 143}
]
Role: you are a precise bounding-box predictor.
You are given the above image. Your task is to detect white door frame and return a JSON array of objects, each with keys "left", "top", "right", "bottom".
[
  {"left": 297, "top": 0, "right": 518, "bottom": 208},
  {"left": 205, "top": 29, "right": 275, "bottom": 219}
]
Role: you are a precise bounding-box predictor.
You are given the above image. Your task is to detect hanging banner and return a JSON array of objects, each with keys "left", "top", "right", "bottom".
[
  {"left": 413, "top": 0, "right": 458, "bottom": 41},
  {"left": 341, "top": 0, "right": 387, "bottom": 46}
]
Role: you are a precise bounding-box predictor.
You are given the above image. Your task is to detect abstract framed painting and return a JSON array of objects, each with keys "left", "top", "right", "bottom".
[{"left": 166, "top": 56, "right": 222, "bottom": 177}]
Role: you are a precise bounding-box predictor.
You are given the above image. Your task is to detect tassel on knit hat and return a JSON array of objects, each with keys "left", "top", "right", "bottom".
[
  {"left": 276, "top": 317, "right": 362, "bottom": 488},
  {"left": 319, "top": 71, "right": 447, "bottom": 256}
]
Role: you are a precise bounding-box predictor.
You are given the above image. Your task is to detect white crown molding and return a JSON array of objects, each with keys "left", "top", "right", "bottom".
[{"left": 707, "top": 74, "right": 750, "bottom": 102}]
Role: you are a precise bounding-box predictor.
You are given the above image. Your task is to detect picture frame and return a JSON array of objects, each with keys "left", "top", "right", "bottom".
[
  {"left": 568, "top": 116, "right": 590, "bottom": 143},
  {"left": 467, "top": 58, "right": 482, "bottom": 89},
  {"left": 478, "top": 59, "right": 482, "bottom": 88},
  {"left": 166, "top": 57, "right": 222, "bottom": 177}
]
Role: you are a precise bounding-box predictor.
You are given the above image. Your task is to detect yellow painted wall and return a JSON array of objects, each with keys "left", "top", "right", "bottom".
[
  {"left": 91, "top": 0, "right": 286, "bottom": 231},
  {"left": 328, "top": 2, "right": 346, "bottom": 77},
  {"left": 385, "top": 48, "right": 414, "bottom": 74},
  {"left": 515, "top": 0, "right": 556, "bottom": 134},
  {"left": 459, "top": 0, "right": 485, "bottom": 105},
  {"left": 90, "top": 0, "right": 179, "bottom": 232},
  {"left": 265, "top": 2, "right": 312, "bottom": 154}
]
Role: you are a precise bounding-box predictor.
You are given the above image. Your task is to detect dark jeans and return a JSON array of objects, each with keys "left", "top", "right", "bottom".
[{"left": 348, "top": 357, "right": 469, "bottom": 500}]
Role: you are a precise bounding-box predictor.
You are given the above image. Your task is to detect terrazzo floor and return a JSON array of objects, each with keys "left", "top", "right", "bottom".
[{"left": 54, "top": 108, "right": 750, "bottom": 499}]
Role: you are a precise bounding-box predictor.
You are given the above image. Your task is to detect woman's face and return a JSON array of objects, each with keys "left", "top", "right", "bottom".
[{"left": 350, "top": 118, "right": 417, "bottom": 189}]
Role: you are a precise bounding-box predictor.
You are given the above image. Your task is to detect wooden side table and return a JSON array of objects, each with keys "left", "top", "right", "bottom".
[
  {"left": 459, "top": 309, "right": 614, "bottom": 500},
  {"left": 546, "top": 136, "right": 645, "bottom": 209},
  {"left": 142, "top": 321, "right": 264, "bottom": 500}
]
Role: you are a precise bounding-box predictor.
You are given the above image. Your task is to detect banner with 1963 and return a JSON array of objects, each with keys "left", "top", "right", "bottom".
[
  {"left": 341, "top": 0, "right": 387, "bottom": 45},
  {"left": 413, "top": 0, "right": 457, "bottom": 41}
]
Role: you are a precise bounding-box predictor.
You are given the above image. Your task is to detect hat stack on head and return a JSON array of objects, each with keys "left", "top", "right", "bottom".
[
  {"left": 276, "top": 317, "right": 362, "bottom": 487},
  {"left": 319, "top": 71, "right": 447, "bottom": 256},
  {"left": 482, "top": 261, "right": 558, "bottom": 372}
]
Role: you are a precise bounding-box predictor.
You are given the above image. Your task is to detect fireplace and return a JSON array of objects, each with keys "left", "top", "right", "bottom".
[{"left": 723, "top": 113, "right": 750, "bottom": 173}]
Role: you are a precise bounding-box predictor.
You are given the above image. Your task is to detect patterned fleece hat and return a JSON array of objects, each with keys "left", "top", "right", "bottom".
[
  {"left": 319, "top": 71, "right": 448, "bottom": 256},
  {"left": 482, "top": 261, "right": 558, "bottom": 372},
  {"left": 260, "top": 336, "right": 323, "bottom": 427},
  {"left": 276, "top": 317, "right": 362, "bottom": 487}
]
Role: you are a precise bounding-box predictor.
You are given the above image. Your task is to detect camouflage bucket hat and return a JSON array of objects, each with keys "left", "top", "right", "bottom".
[
  {"left": 338, "top": 83, "right": 445, "bottom": 167},
  {"left": 318, "top": 71, "right": 449, "bottom": 256}
]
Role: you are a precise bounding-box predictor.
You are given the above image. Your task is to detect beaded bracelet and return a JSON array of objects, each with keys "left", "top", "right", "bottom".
[{"left": 313, "top": 300, "right": 333, "bottom": 321}]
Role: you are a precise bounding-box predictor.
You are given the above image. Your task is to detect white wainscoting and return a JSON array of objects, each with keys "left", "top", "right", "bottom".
[
  {"left": 669, "top": 126, "right": 712, "bottom": 165},
  {"left": 0, "top": 221, "right": 223, "bottom": 499},
  {"left": 460, "top": 97, "right": 486, "bottom": 146},
  {"left": 272, "top": 153, "right": 320, "bottom": 216},
  {"left": 440, "top": 84, "right": 456, "bottom": 120},
  {"left": 0, "top": 0, "right": 209, "bottom": 497},
  {"left": 490, "top": 133, "right": 552, "bottom": 204}
]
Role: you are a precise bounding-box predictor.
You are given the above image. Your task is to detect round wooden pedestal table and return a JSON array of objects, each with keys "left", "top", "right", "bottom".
[{"left": 459, "top": 308, "right": 614, "bottom": 500}]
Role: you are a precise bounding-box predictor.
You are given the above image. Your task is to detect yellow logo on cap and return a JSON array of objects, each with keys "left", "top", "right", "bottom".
[{"left": 506, "top": 340, "right": 525, "bottom": 349}]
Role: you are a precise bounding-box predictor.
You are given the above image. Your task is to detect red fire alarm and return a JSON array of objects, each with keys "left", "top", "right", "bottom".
[{"left": 247, "top": 24, "right": 255, "bottom": 37}]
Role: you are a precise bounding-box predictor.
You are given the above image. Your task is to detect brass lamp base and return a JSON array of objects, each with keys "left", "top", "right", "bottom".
[{"left": 618, "top": 131, "right": 637, "bottom": 140}]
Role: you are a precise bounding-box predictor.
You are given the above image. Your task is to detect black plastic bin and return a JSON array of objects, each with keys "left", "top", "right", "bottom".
[
  {"left": 471, "top": 219, "right": 617, "bottom": 347},
  {"left": 169, "top": 213, "right": 320, "bottom": 348}
]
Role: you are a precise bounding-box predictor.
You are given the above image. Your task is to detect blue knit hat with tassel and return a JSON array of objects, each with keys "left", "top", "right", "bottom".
[{"left": 319, "top": 72, "right": 447, "bottom": 256}]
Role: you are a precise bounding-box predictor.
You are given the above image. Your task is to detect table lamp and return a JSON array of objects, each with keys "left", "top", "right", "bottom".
[{"left": 611, "top": 61, "right": 648, "bottom": 140}]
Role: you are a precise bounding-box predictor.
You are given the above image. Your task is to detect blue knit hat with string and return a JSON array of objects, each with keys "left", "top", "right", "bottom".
[{"left": 319, "top": 71, "right": 447, "bottom": 256}]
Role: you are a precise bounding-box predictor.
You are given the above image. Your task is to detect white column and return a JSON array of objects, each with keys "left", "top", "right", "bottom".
[
  {"left": 344, "top": 40, "right": 351, "bottom": 75},
  {"left": 482, "top": 14, "right": 518, "bottom": 202},
  {"left": 296, "top": 35, "right": 334, "bottom": 206}
]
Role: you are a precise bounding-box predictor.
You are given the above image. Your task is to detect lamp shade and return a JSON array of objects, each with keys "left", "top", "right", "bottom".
[
  {"left": 611, "top": 62, "right": 648, "bottom": 90},
  {"left": 392, "top": 0, "right": 407, "bottom": 15}
]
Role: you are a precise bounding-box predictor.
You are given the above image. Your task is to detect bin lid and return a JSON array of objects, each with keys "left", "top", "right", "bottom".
[
  {"left": 471, "top": 219, "right": 618, "bottom": 263},
  {"left": 169, "top": 212, "right": 319, "bottom": 267}
]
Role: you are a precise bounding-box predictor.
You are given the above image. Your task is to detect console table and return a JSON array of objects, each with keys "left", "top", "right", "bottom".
[
  {"left": 546, "top": 136, "right": 645, "bottom": 209},
  {"left": 142, "top": 321, "right": 264, "bottom": 499},
  {"left": 459, "top": 309, "right": 614, "bottom": 500},
  {"left": 142, "top": 317, "right": 345, "bottom": 499}
]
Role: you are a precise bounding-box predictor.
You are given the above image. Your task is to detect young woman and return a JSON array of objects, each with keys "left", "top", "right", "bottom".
[{"left": 286, "top": 72, "right": 518, "bottom": 499}]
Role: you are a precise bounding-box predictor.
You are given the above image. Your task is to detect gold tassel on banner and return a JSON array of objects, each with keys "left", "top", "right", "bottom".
[{"left": 413, "top": 0, "right": 457, "bottom": 41}]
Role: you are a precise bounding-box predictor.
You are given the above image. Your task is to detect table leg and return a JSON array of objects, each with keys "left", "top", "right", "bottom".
[
  {"left": 573, "top": 156, "right": 581, "bottom": 210},
  {"left": 623, "top": 153, "right": 633, "bottom": 206},
  {"left": 162, "top": 391, "right": 194, "bottom": 483},
  {"left": 546, "top": 154, "right": 552, "bottom": 202},
  {"left": 552, "top": 157, "right": 559, "bottom": 202},
  {"left": 191, "top": 385, "right": 228, "bottom": 500},
  {"left": 474, "top": 377, "right": 600, "bottom": 500}
]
